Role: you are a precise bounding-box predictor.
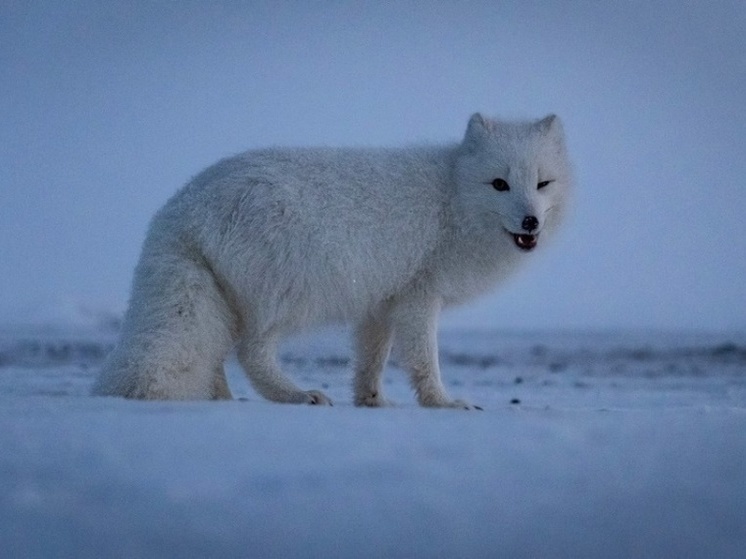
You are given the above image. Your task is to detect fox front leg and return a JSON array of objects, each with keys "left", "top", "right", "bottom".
[{"left": 392, "top": 296, "right": 481, "bottom": 410}]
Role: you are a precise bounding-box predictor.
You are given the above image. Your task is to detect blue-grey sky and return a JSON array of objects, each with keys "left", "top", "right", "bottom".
[{"left": 1, "top": 1, "right": 745, "bottom": 331}]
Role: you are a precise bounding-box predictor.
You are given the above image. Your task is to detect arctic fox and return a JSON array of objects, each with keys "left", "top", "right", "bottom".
[{"left": 92, "top": 113, "right": 571, "bottom": 408}]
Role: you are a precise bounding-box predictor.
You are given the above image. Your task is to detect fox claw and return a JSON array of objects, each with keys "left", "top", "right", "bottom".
[{"left": 306, "top": 390, "right": 333, "bottom": 406}]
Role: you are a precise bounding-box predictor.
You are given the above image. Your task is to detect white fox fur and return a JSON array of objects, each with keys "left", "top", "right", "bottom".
[{"left": 92, "top": 113, "right": 571, "bottom": 408}]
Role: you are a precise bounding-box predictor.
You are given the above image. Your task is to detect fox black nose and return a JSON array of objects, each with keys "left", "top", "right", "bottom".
[{"left": 522, "top": 215, "right": 539, "bottom": 232}]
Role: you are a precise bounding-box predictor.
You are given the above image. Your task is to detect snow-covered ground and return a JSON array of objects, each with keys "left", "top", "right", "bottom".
[{"left": 1, "top": 326, "right": 745, "bottom": 558}]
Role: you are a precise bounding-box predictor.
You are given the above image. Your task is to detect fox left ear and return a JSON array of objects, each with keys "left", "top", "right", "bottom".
[{"left": 536, "top": 114, "right": 563, "bottom": 136}]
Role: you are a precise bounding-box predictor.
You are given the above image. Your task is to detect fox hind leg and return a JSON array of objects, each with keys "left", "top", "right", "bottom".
[
  {"left": 237, "top": 334, "right": 332, "bottom": 405},
  {"left": 353, "top": 312, "right": 394, "bottom": 407},
  {"left": 211, "top": 365, "right": 233, "bottom": 400}
]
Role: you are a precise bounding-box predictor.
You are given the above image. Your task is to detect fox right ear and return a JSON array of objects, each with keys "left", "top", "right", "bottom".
[{"left": 463, "top": 113, "right": 493, "bottom": 151}]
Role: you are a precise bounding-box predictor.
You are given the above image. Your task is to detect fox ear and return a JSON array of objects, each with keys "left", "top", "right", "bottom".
[
  {"left": 462, "top": 113, "right": 493, "bottom": 151},
  {"left": 535, "top": 114, "right": 563, "bottom": 136}
]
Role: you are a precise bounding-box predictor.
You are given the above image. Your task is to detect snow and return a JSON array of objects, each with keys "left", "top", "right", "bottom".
[{"left": 1, "top": 326, "right": 745, "bottom": 558}]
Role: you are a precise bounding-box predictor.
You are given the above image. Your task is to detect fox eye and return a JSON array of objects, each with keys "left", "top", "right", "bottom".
[
  {"left": 537, "top": 180, "right": 554, "bottom": 190},
  {"left": 490, "top": 178, "right": 510, "bottom": 192}
]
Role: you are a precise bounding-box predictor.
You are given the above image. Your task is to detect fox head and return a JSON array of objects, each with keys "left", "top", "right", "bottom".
[{"left": 454, "top": 113, "right": 571, "bottom": 252}]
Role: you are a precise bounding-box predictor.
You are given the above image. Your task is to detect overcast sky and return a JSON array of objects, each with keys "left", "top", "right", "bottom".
[{"left": 1, "top": 1, "right": 745, "bottom": 332}]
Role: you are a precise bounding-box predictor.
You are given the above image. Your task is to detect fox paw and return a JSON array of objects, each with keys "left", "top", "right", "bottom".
[
  {"left": 422, "top": 398, "right": 483, "bottom": 410},
  {"left": 305, "top": 390, "right": 333, "bottom": 406},
  {"left": 449, "top": 399, "right": 483, "bottom": 411},
  {"left": 354, "top": 390, "right": 390, "bottom": 408}
]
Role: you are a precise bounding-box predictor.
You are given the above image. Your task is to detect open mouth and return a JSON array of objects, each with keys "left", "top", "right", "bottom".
[{"left": 512, "top": 233, "right": 538, "bottom": 251}]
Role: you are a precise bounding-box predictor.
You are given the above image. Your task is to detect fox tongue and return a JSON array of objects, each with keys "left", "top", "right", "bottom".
[{"left": 513, "top": 233, "right": 537, "bottom": 251}]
